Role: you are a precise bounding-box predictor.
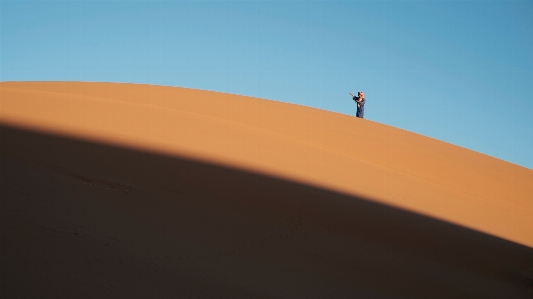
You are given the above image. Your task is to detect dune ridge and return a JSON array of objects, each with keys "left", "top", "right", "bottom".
[
  {"left": 2, "top": 82, "right": 532, "bottom": 247},
  {"left": 2, "top": 82, "right": 533, "bottom": 298}
]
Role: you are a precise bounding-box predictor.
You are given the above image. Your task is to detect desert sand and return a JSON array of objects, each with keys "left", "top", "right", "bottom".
[{"left": 1, "top": 82, "right": 532, "bottom": 298}]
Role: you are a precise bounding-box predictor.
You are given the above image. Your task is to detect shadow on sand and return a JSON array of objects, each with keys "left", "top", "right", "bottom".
[{"left": 1, "top": 125, "right": 532, "bottom": 299}]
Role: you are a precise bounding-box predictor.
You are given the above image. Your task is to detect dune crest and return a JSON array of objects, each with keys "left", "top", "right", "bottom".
[
  {"left": 2, "top": 82, "right": 532, "bottom": 247},
  {"left": 2, "top": 82, "right": 533, "bottom": 298}
]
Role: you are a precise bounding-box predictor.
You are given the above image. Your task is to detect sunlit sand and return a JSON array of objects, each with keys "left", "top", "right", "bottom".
[{"left": 2, "top": 82, "right": 532, "bottom": 298}]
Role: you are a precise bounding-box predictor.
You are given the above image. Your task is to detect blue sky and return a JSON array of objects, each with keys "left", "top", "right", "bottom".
[{"left": 2, "top": 0, "right": 532, "bottom": 169}]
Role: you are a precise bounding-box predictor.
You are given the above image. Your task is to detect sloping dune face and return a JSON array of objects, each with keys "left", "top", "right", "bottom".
[{"left": 1, "top": 82, "right": 533, "bottom": 298}]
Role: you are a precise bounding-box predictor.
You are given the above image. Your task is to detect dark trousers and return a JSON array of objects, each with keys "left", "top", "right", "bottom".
[{"left": 356, "top": 107, "right": 364, "bottom": 118}]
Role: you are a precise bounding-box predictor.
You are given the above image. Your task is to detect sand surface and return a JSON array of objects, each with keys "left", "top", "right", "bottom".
[{"left": 1, "top": 82, "right": 532, "bottom": 298}]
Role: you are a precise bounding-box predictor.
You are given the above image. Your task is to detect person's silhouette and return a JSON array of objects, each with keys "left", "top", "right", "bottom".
[{"left": 349, "top": 91, "right": 365, "bottom": 118}]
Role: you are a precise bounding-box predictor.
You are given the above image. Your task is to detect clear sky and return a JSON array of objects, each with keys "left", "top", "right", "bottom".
[{"left": 2, "top": 0, "right": 532, "bottom": 170}]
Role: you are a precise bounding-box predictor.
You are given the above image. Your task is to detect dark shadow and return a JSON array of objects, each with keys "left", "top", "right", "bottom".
[{"left": 1, "top": 124, "right": 532, "bottom": 299}]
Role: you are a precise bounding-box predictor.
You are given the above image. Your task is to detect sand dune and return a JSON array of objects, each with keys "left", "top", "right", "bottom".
[{"left": 1, "top": 82, "right": 532, "bottom": 298}]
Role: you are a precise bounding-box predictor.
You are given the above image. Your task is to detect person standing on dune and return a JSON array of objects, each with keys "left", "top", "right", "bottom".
[{"left": 349, "top": 91, "right": 365, "bottom": 118}]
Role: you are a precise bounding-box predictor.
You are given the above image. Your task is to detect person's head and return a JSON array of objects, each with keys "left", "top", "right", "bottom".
[{"left": 358, "top": 91, "right": 364, "bottom": 98}]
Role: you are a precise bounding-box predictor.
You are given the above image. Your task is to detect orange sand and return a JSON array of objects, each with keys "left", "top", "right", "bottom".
[{"left": 1, "top": 82, "right": 532, "bottom": 298}]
